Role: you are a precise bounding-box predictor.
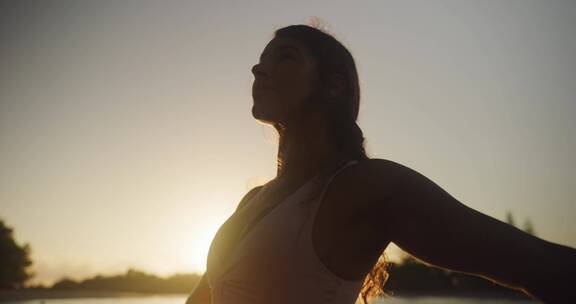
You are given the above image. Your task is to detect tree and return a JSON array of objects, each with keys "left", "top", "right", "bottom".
[
  {"left": 0, "top": 218, "right": 33, "bottom": 289},
  {"left": 523, "top": 218, "right": 536, "bottom": 236},
  {"left": 505, "top": 210, "right": 516, "bottom": 227}
]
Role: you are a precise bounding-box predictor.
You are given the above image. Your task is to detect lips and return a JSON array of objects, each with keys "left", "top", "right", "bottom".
[
  {"left": 253, "top": 85, "right": 274, "bottom": 99},
  {"left": 254, "top": 83, "right": 275, "bottom": 91}
]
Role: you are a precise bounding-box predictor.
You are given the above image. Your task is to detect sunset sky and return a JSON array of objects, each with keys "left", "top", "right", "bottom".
[{"left": 1, "top": 0, "right": 575, "bottom": 285}]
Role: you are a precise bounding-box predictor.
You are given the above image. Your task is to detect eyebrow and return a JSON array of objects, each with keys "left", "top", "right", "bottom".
[{"left": 259, "top": 45, "right": 299, "bottom": 62}]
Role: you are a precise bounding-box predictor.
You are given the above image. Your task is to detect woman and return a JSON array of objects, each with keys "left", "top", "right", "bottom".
[{"left": 186, "top": 24, "right": 576, "bottom": 304}]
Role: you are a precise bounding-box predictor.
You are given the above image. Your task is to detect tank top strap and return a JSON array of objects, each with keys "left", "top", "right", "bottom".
[
  {"left": 292, "top": 159, "right": 365, "bottom": 285},
  {"left": 303, "top": 159, "right": 361, "bottom": 216}
]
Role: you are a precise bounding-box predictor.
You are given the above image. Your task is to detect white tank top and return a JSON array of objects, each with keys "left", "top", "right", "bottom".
[{"left": 206, "top": 160, "right": 364, "bottom": 304}]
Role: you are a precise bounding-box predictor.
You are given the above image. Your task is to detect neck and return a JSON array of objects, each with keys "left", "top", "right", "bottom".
[{"left": 274, "top": 116, "right": 350, "bottom": 184}]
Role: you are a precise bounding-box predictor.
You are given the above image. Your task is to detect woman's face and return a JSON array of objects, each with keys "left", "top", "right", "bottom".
[{"left": 251, "top": 36, "right": 319, "bottom": 125}]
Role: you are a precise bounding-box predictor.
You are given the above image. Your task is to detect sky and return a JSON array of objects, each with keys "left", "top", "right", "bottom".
[{"left": 1, "top": 0, "right": 575, "bottom": 286}]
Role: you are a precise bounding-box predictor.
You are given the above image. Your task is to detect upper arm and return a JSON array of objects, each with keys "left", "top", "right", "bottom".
[{"left": 367, "top": 159, "right": 542, "bottom": 290}]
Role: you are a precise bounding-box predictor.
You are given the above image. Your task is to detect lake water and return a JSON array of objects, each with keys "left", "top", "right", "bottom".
[{"left": 3, "top": 295, "right": 537, "bottom": 304}]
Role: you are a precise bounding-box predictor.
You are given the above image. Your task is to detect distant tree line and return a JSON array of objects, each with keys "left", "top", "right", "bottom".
[
  {"left": 0, "top": 210, "right": 539, "bottom": 299},
  {"left": 48, "top": 259, "right": 532, "bottom": 299},
  {"left": 51, "top": 269, "right": 202, "bottom": 294},
  {"left": 47, "top": 262, "right": 531, "bottom": 298},
  {"left": 383, "top": 255, "right": 531, "bottom": 299}
]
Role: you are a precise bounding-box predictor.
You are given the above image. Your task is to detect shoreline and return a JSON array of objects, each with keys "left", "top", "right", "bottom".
[
  {"left": 383, "top": 290, "right": 534, "bottom": 300},
  {"left": 0, "top": 289, "right": 534, "bottom": 302},
  {"left": 0, "top": 290, "right": 186, "bottom": 301}
]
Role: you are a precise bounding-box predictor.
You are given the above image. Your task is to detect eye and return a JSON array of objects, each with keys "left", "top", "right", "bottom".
[{"left": 278, "top": 52, "right": 295, "bottom": 61}]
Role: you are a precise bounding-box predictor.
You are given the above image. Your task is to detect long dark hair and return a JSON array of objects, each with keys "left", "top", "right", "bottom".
[{"left": 272, "top": 22, "right": 389, "bottom": 304}]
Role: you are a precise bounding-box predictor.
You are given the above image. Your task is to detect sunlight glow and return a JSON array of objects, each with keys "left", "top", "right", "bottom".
[{"left": 177, "top": 221, "right": 221, "bottom": 273}]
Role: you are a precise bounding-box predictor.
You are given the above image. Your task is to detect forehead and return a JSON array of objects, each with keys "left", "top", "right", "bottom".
[{"left": 260, "top": 36, "right": 314, "bottom": 60}]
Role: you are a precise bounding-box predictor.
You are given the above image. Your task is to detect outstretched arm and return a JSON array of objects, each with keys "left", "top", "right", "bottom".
[{"left": 369, "top": 159, "right": 576, "bottom": 303}]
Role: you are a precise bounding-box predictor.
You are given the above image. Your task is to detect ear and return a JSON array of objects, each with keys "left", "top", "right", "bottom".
[{"left": 327, "top": 73, "right": 346, "bottom": 99}]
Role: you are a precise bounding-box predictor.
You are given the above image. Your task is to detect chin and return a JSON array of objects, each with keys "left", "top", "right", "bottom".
[{"left": 251, "top": 104, "right": 281, "bottom": 125}]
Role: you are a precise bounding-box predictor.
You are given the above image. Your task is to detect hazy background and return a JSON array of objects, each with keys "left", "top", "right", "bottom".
[{"left": 1, "top": 0, "right": 575, "bottom": 286}]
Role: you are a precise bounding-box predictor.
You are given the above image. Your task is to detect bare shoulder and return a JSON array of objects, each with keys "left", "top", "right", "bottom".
[
  {"left": 359, "top": 158, "right": 456, "bottom": 208},
  {"left": 363, "top": 158, "right": 424, "bottom": 182},
  {"left": 316, "top": 158, "right": 416, "bottom": 243},
  {"left": 324, "top": 158, "right": 440, "bottom": 222},
  {"left": 329, "top": 158, "right": 420, "bottom": 200},
  {"left": 321, "top": 158, "right": 406, "bottom": 213},
  {"left": 356, "top": 158, "right": 470, "bottom": 235}
]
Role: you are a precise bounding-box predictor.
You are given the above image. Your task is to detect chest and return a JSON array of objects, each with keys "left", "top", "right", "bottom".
[
  {"left": 312, "top": 183, "right": 388, "bottom": 279},
  {"left": 232, "top": 174, "right": 388, "bottom": 281},
  {"left": 256, "top": 178, "right": 386, "bottom": 281}
]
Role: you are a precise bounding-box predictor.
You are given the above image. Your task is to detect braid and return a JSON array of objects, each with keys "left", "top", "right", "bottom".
[{"left": 325, "top": 101, "right": 369, "bottom": 161}]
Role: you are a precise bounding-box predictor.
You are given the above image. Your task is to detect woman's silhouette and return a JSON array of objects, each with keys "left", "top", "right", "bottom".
[{"left": 186, "top": 24, "right": 576, "bottom": 304}]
